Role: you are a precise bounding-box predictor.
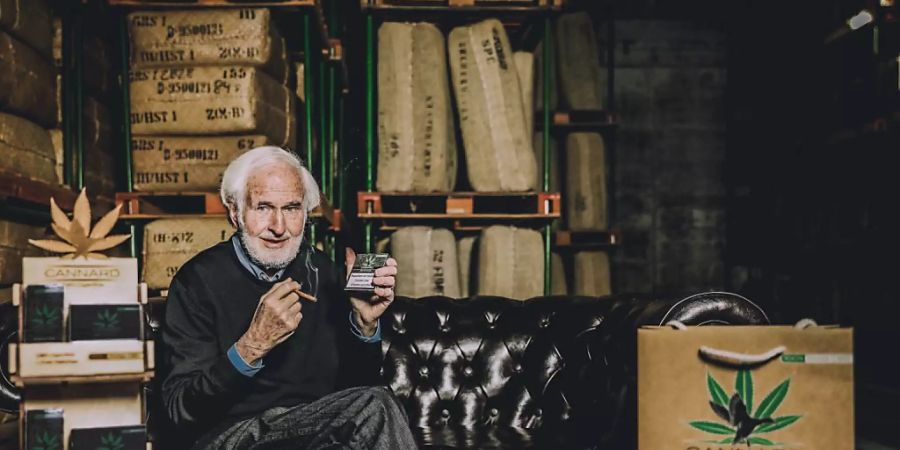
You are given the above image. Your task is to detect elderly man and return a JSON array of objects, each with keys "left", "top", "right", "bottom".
[{"left": 160, "top": 146, "right": 415, "bottom": 449}]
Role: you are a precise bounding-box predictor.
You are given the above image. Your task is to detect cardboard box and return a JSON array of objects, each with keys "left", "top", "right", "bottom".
[
  {"left": 22, "top": 284, "right": 64, "bottom": 343},
  {"left": 25, "top": 409, "right": 63, "bottom": 450}
]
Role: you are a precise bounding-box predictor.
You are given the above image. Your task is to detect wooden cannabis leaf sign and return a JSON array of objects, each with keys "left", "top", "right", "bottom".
[{"left": 28, "top": 188, "right": 131, "bottom": 259}]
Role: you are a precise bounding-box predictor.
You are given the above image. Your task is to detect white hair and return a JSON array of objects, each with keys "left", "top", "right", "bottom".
[{"left": 220, "top": 146, "right": 320, "bottom": 222}]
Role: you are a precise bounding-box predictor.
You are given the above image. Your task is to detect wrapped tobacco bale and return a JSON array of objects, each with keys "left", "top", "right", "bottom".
[
  {"left": 83, "top": 97, "right": 116, "bottom": 199},
  {"left": 129, "top": 66, "right": 292, "bottom": 144},
  {"left": 128, "top": 8, "right": 288, "bottom": 82},
  {"left": 457, "top": 235, "right": 477, "bottom": 298},
  {"left": 533, "top": 40, "right": 558, "bottom": 112},
  {"left": 532, "top": 132, "right": 560, "bottom": 193},
  {"left": 132, "top": 135, "right": 270, "bottom": 191},
  {"left": 391, "top": 226, "right": 460, "bottom": 298},
  {"left": 514, "top": 51, "right": 534, "bottom": 136},
  {"left": 0, "top": 219, "right": 44, "bottom": 285},
  {"left": 566, "top": 132, "right": 608, "bottom": 231},
  {"left": 49, "top": 129, "right": 63, "bottom": 183},
  {"left": 142, "top": 217, "right": 234, "bottom": 289},
  {"left": 377, "top": 22, "right": 457, "bottom": 193},
  {"left": 550, "top": 252, "right": 567, "bottom": 295},
  {"left": 573, "top": 250, "right": 611, "bottom": 296},
  {"left": 0, "top": 112, "right": 56, "bottom": 184},
  {"left": 448, "top": 19, "right": 537, "bottom": 192},
  {"left": 556, "top": 12, "right": 604, "bottom": 110},
  {"left": 0, "top": 0, "right": 52, "bottom": 57},
  {"left": 477, "top": 225, "right": 543, "bottom": 300},
  {"left": 0, "top": 31, "right": 57, "bottom": 127}
]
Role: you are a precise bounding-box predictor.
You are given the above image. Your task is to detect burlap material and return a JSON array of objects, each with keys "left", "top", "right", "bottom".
[
  {"left": 128, "top": 9, "right": 287, "bottom": 82},
  {"left": 0, "top": 0, "right": 52, "bottom": 57},
  {"left": 514, "top": 51, "right": 534, "bottom": 137},
  {"left": 572, "top": 250, "right": 610, "bottom": 296},
  {"left": 142, "top": 217, "right": 234, "bottom": 289},
  {"left": 377, "top": 22, "right": 456, "bottom": 193},
  {"left": 456, "top": 235, "right": 476, "bottom": 298},
  {"left": 0, "top": 219, "right": 44, "bottom": 284},
  {"left": 132, "top": 135, "right": 269, "bottom": 191},
  {"left": 449, "top": 19, "right": 537, "bottom": 192},
  {"left": 638, "top": 325, "right": 854, "bottom": 449},
  {"left": 556, "top": 12, "right": 604, "bottom": 110},
  {"left": 532, "top": 132, "right": 560, "bottom": 193},
  {"left": 129, "top": 66, "right": 292, "bottom": 143},
  {"left": 566, "top": 132, "right": 608, "bottom": 231},
  {"left": 0, "top": 112, "right": 56, "bottom": 183},
  {"left": 0, "top": 31, "right": 57, "bottom": 127},
  {"left": 476, "top": 225, "right": 543, "bottom": 299},
  {"left": 550, "top": 251, "right": 567, "bottom": 295},
  {"left": 390, "top": 226, "right": 460, "bottom": 298}
]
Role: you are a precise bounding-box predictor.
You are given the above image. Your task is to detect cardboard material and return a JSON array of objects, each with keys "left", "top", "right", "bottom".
[
  {"left": 132, "top": 135, "right": 269, "bottom": 191},
  {"left": 448, "top": 19, "right": 537, "bottom": 192},
  {"left": 377, "top": 22, "right": 457, "bottom": 193},
  {"left": 128, "top": 8, "right": 287, "bottom": 82},
  {"left": 476, "top": 225, "right": 543, "bottom": 299},
  {"left": 129, "top": 66, "right": 292, "bottom": 144},
  {"left": 556, "top": 12, "right": 604, "bottom": 110},
  {"left": 638, "top": 325, "right": 854, "bottom": 449},
  {"left": 23, "top": 257, "right": 139, "bottom": 305},
  {"left": 566, "top": 132, "right": 608, "bottom": 231},
  {"left": 142, "top": 218, "right": 233, "bottom": 289},
  {"left": 0, "top": 31, "right": 56, "bottom": 127},
  {"left": 391, "top": 227, "right": 460, "bottom": 298}
]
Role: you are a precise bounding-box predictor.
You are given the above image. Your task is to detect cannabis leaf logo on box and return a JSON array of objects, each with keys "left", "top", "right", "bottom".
[
  {"left": 31, "top": 430, "right": 60, "bottom": 450},
  {"left": 93, "top": 310, "right": 120, "bottom": 331},
  {"left": 97, "top": 432, "right": 125, "bottom": 450},
  {"left": 691, "top": 370, "right": 801, "bottom": 446},
  {"left": 31, "top": 305, "right": 59, "bottom": 328}
]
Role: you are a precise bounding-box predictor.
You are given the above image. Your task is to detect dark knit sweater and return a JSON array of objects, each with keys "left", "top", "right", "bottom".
[{"left": 159, "top": 239, "right": 382, "bottom": 438}]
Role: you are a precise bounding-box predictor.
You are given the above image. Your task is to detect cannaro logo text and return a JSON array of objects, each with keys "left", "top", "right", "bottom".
[{"left": 687, "top": 370, "right": 801, "bottom": 449}]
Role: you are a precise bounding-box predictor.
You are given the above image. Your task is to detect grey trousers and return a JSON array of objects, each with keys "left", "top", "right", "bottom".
[{"left": 195, "top": 387, "right": 417, "bottom": 450}]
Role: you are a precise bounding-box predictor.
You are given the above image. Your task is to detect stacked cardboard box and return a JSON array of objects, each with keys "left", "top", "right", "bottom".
[{"left": 128, "top": 8, "right": 295, "bottom": 193}]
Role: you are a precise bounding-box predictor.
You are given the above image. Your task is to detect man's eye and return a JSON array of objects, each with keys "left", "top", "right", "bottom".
[{"left": 256, "top": 205, "right": 270, "bottom": 211}]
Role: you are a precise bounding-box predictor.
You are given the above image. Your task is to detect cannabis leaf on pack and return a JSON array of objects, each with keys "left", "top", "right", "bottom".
[
  {"left": 28, "top": 188, "right": 131, "bottom": 259},
  {"left": 97, "top": 432, "right": 125, "bottom": 450},
  {"left": 691, "top": 370, "right": 801, "bottom": 446},
  {"left": 31, "top": 430, "right": 60, "bottom": 450},
  {"left": 93, "top": 310, "right": 120, "bottom": 330},
  {"left": 31, "top": 305, "right": 59, "bottom": 327}
]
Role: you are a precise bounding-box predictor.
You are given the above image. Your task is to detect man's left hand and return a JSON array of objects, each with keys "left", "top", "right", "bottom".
[{"left": 345, "top": 247, "right": 397, "bottom": 336}]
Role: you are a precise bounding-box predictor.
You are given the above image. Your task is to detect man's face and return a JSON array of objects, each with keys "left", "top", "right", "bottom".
[{"left": 235, "top": 163, "right": 306, "bottom": 270}]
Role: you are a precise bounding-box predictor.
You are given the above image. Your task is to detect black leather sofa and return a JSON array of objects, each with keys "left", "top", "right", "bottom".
[{"left": 0, "top": 291, "right": 770, "bottom": 449}]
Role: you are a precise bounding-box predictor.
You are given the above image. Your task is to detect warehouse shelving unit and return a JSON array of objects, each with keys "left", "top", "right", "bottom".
[{"left": 359, "top": 0, "right": 564, "bottom": 294}]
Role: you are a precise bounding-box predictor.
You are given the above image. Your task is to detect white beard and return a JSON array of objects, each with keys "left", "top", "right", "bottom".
[{"left": 239, "top": 227, "right": 304, "bottom": 271}]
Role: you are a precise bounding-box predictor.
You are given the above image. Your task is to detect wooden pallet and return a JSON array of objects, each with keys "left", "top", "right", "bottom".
[
  {"left": 108, "top": 0, "right": 316, "bottom": 7},
  {"left": 358, "top": 191, "right": 560, "bottom": 220},
  {"left": 536, "top": 109, "right": 618, "bottom": 133},
  {"left": 554, "top": 230, "right": 620, "bottom": 249},
  {"left": 363, "top": 0, "right": 561, "bottom": 9}
]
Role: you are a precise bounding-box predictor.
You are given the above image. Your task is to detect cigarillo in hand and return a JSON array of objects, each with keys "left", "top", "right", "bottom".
[{"left": 294, "top": 289, "right": 317, "bottom": 303}]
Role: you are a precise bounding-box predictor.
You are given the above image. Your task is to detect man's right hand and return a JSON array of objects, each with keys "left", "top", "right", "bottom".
[{"left": 235, "top": 277, "right": 303, "bottom": 366}]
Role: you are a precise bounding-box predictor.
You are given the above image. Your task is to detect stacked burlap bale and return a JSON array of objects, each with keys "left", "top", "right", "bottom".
[
  {"left": 449, "top": 19, "right": 537, "bottom": 192},
  {"left": 573, "top": 250, "right": 611, "bottom": 296},
  {"left": 476, "top": 225, "right": 543, "bottom": 299},
  {"left": 556, "top": 12, "right": 604, "bottom": 110},
  {"left": 566, "top": 132, "right": 608, "bottom": 231},
  {"left": 457, "top": 235, "right": 477, "bottom": 298},
  {"left": 0, "top": 219, "right": 44, "bottom": 285},
  {"left": 128, "top": 8, "right": 296, "bottom": 193},
  {"left": 376, "top": 22, "right": 457, "bottom": 193},
  {"left": 458, "top": 234, "right": 566, "bottom": 297},
  {"left": 142, "top": 217, "right": 233, "bottom": 289},
  {"left": 390, "top": 227, "right": 460, "bottom": 298},
  {"left": 1, "top": 2, "right": 58, "bottom": 185}
]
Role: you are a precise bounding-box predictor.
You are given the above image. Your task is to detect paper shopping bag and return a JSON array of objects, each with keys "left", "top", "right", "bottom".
[{"left": 638, "top": 324, "right": 853, "bottom": 450}]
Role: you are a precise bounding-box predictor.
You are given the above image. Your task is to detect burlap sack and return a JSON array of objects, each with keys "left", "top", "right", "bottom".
[
  {"left": 129, "top": 66, "right": 292, "bottom": 143},
  {"left": 573, "top": 250, "right": 610, "bottom": 296},
  {"left": 448, "top": 19, "right": 537, "bottom": 192},
  {"left": 132, "top": 135, "right": 269, "bottom": 191},
  {"left": 0, "top": 219, "right": 44, "bottom": 284},
  {"left": 550, "top": 251, "right": 567, "bottom": 295},
  {"left": 476, "top": 225, "right": 543, "bottom": 299},
  {"left": 566, "top": 132, "right": 608, "bottom": 231},
  {"left": 556, "top": 12, "right": 604, "bottom": 110},
  {"left": 0, "top": 31, "right": 56, "bottom": 127},
  {"left": 456, "top": 235, "right": 476, "bottom": 298},
  {"left": 0, "top": 0, "right": 52, "bottom": 57},
  {"left": 0, "top": 112, "right": 56, "bottom": 184},
  {"left": 377, "top": 22, "right": 456, "bottom": 193},
  {"left": 142, "top": 217, "right": 233, "bottom": 289},
  {"left": 391, "top": 226, "right": 460, "bottom": 298},
  {"left": 638, "top": 324, "right": 854, "bottom": 449},
  {"left": 514, "top": 51, "right": 534, "bottom": 137},
  {"left": 128, "top": 8, "right": 287, "bottom": 82}
]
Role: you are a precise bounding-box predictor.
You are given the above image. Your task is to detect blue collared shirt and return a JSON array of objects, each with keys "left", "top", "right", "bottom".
[{"left": 228, "top": 235, "right": 380, "bottom": 376}]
